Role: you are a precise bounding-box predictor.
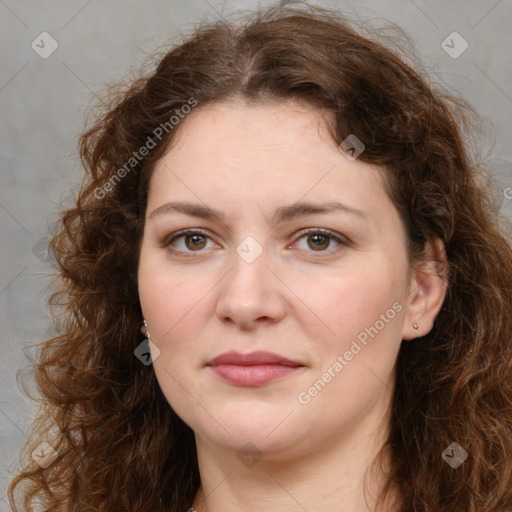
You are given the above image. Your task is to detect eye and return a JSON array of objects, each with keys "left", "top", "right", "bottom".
[
  {"left": 163, "top": 228, "right": 349, "bottom": 256},
  {"left": 165, "top": 229, "right": 217, "bottom": 254},
  {"left": 292, "top": 228, "right": 349, "bottom": 253}
]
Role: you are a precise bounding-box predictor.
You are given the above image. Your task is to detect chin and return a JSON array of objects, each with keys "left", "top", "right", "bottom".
[{"left": 188, "top": 402, "right": 312, "bottom": 456}]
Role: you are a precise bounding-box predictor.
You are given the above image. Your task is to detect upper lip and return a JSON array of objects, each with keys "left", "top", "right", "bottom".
[{"left": 206, "top": 350, "right": 303, "bottom": 367}]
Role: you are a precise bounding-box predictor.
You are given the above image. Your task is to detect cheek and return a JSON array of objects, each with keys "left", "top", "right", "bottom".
[
  {"left": 138, "top": 259, "right": 207, "bottom": 418},
  {"left": 139, "top": 248, "right": 195, "bottom": 324},
  {"left": 139, "top": 278, "right": 202, "bottom": 355},
  {"left": 293, "top": 273, "right": 404, "bottom": 420},
  {"left": 295, "top": 268, "right": 404, "bottom": 353}
]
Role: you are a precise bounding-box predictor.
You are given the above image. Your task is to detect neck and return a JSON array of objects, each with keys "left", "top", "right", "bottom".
[{"left": 190, "top": 402, "right": 401, "bottom": 512}]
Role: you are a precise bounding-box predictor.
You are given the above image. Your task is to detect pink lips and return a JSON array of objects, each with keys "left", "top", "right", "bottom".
[{"left": 206, "top": 350, "right": 304, "bottom": 386}]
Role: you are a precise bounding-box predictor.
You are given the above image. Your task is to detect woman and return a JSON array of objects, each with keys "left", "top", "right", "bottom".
[{"left": 9, "top": 2, "right": 512, "bottom": 511}]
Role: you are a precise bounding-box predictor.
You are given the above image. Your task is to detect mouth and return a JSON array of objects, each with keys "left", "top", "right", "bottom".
[{"left": 206, "top": 350, "right": 305, "bottom": 386}]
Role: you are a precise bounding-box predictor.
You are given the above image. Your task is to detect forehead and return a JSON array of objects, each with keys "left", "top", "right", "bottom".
[
  {"left": 163, "top": 99, "right": 334, "bottom": 156},
  {"left": 147, "top": 100, "right": 399, "bottom": 232},
  {"left": 152, "top": 100, "right": 378, "bottom": 186}
]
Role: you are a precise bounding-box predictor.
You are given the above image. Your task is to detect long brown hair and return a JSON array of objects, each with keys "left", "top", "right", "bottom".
[{"left": 9, "top": 2, "right": 512, "bottom": 511}]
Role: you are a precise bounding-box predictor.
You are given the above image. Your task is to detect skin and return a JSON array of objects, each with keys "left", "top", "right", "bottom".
[{"left": 137, "top": 100, "right": 447, "bottom": 511}]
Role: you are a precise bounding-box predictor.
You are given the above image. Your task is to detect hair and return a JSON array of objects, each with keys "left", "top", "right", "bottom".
[{"left": 8, "top": 2, "right": 512, "bottom": 511}]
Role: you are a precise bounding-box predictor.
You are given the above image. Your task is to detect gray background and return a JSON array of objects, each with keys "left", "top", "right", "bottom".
[{"left": 1, "top": 0, "right": 511, "bottom": 508}]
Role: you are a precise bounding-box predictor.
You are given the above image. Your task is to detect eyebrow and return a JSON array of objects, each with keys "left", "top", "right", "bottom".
[{"left": 149, "top": 200, "right": 367, "bottom": 223}]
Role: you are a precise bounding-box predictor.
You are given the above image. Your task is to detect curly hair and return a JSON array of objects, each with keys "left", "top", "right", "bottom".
[{"left": 9, "top": 2, "right": 512, "bottom": 511}]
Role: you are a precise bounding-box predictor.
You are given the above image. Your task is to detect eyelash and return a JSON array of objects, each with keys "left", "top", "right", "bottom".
[{"left": 163, "top": 228, "right": 350, "bottom": 257}]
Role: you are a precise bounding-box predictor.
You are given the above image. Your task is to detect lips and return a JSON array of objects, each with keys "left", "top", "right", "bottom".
[{"left": 206, "top": 350, "right": 304, "bottom": 386}]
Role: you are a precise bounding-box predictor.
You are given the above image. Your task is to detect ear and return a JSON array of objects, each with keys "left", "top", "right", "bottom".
[{"left": 402, "top": 238, "right": 449, "bottom": 340}]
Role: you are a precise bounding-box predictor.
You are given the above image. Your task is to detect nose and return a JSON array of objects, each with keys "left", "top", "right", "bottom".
[{"left": 215, "top": 244, "right": 287, "bottom": 330}]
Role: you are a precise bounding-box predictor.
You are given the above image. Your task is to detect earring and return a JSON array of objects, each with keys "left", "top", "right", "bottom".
[
  {"left": 142, "top": 319, "right": 150, "bottom": 339},
  {"left": 412, "top": 322, "right": 423, "bottom": 336}
]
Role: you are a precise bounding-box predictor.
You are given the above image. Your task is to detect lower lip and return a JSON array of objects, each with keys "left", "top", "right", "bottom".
[{"left": 209, "top": 364, "right": 302, "bottom": 386}]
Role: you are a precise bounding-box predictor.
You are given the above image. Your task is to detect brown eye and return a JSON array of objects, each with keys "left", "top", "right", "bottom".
[
  {"left": 165, "top": 229, "right": 214, "bottom": 254},
  {"left": 183, "top": 234, "right": 207, "bottom": 251},
  {"left": 293, "top": 228, "right": 349, "bottom": 254},
  {"left": 306, "top": 233, "right": 331, "bottom": 251}
]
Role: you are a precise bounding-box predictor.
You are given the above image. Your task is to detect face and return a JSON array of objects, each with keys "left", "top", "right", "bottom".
[{"left": 137, "top": 100, "right": 415, "bottom": 459}]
